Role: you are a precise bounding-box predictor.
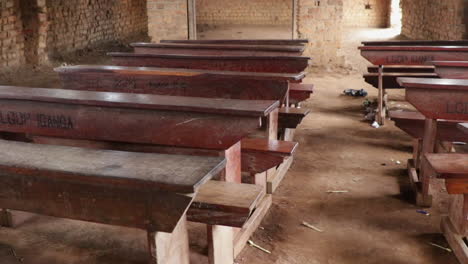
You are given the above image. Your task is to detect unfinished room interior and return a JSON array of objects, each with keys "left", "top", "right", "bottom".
[{"left": 1, "top": 0, "right": 468, "bottom": 263}]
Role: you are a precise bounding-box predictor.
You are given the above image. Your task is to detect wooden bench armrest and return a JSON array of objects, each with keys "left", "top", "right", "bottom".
[{"left": 187, "top": 181, "right": 265, "bottom": 227}]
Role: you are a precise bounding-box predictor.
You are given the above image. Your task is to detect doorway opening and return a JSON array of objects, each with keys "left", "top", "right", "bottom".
[
  {"left": 19, "top": 0, "right": 47, "bottom": 65},
  {"left": 194, "top": 0, "right": 295, "bottom": 40},
  {"left": 390, "top": 0, "right": 402, "bottom": 33}
]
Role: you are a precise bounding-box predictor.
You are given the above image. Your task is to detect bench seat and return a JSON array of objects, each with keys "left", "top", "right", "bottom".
[
  {"left": 278, "top": 107, "right": 310, "bottom": 129},
  {"left": 289, "top": 83, "right": 314, "bottom": 104},
  {"left": 187, "top": 180, "right": 265, "bottom": 227},
  {"left": 241, "top": 138, "right": 298, "bottom": 174},
  {"left": 389, "top": 110, "right": 468, "bottom": 142},
  {"left": 0, "top": 139, "right": 225, "bottom": 232},
  {"left": 364, "top": 72, "right": 439, "bottom": 89},
  {"left": 367, "top": 65, "right": 435, "bottom": 73}
]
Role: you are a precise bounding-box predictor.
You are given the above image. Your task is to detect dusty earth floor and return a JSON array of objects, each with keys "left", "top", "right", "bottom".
[{"left": 0, "top": 26, "right": 462, "bottom": 264}]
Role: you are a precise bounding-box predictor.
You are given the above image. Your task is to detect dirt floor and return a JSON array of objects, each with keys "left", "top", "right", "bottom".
[{"left": 0, "top": 27, "right": 462, "bottom": 264}]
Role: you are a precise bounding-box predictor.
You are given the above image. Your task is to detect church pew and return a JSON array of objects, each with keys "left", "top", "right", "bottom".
[
  {"left": 0, "top": 86, "right": 278, "bottom": 264},
  {"left": 367, "top": 65, "right": 435, "bottom": 73},
  {"left": 364, "top": 72, "right": 438, "bottom": 89},
  {"left": 0, "top": 139, "right": 226, "bottom": 264},
  {"left": 362, "top": 40, "right": 468, "bottom": 46},
  {"left": 432, "top": 61, "right": 468, "bottom": 79},
  {"left": 423, "top": 153, "right": 468, "bottom": 264},
  {"left": 389, "top": 110, "right": 467, "bottom": 190},
  {"left": 397, "top": 77, "right": 468, "bottom": 207},
  {"left": 109, "top": 52, "right": 310, "bottom": 74},
  {"left": 359, "top": 45, "right": 468, "bottom": 125},
  {"left": 131, "top": 42, "right": 305, "bottom": 56},
  {"left": 160, "top": 39, "right": 309, "bottom": 46}
]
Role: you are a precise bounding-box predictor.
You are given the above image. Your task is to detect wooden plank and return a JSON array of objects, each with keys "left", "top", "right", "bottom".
[
  {"left": 0, "top": 88, "right": 277, "bottom": 150},
  {"left": 278, "top": 107, "right": 310, "bottom": 129},
  {"left": 367, "top": 65, "right": 435, "bottom": 73},
  {"left": 208, "top": 225, "right": 234, "bottom": 264},
  {"left": 359, "top": 46, "right": 468, "bottom": 65},
  {"left": 362, "top": 40, "right": 468, "bottom": 46},
  {"left": 289, "top": 83, "right": 314, "bottom": 104},
  {"left": 389, "top": 111, "right": 468, "bottom": 142},
  {"left": 364, "top": 72, "right": 438, "bottom": 89},
  {"left": 233, "top": 195, "right": 272, "bottom": 257},
  {"left": 0, "top": 139, "right": 225, "bottom": 193},
  {"left": 267, "top": 156, "right": 294, "bottom": 194},
  {"left": 56, "top": 66, "right": 291, "bottom": 103},
  {"left": 441, "top": 216, "right": 468, "bottom": 264},
  {"left": 424, "top": 154, "right": 468, "bottom": 179},
  {"left": 160, "top": 39, "right": 309, "bottom": 45},
  {"left": 131, "top": 43, "right": 305, "bottom": 56},
  {"left": 109, "top": 53, "right": 310, "bottom": 74},
  {"left": 149, "top": 216, "right": 190, "bottom": 264},
  {"left": 399, "top": 78, "right": 468, "bottom": 120},
  {"left": 187, "top": 181, "right": 265, "bottom": 227}
]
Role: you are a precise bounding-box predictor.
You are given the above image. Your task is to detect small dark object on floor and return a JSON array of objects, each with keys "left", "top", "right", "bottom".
[{"left": 343, "top": 89, "right": 368, "bottom": 97}]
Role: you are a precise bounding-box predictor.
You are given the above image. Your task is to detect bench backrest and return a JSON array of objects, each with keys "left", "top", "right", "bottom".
[
  {"left": 131, "top": 43, "right": 305, "bottom": 56},
  {"left": 160, "top": 39, "right": 309, "bottom": 45},
  {"left": 362, "top": 40, "right": 468, "bottom": 46},
  {"left": 108, "top": 53, "right": 310, "bottom": 73},
  {"left": 55, "top": 65, "right": 305, "bottom": 102},
  {"left": 0, "top": 86, "right": 278, "bottom": 150}
]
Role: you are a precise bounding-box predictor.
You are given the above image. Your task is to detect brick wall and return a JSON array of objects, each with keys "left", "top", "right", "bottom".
[
  {"left": 297, "top": 0, "right": 345, "bottom": 67},
  {"left": 401, "top": 0, "right": 467, "bottom": 40},
  {"left": 196, "top": 0, "right": 293, "bottom": 26},
  {"left": 147, "top": 0, "right": 188, "bottom": 42},
  {"left": 46, "top": 0, "right": 147, "bottom": 59},
  {"left": 0, "top": 0, "right": 24, "bottom": 67},
  {"left": 343, "top": 0, "right": 391, "bottom": 28}
]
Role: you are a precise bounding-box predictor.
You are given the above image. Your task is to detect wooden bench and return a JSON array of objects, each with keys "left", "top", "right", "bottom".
[
  {"left": 0, "top": 86, "right": 278, "bottom": 263},
  {"left": 364, "top": 72, "right": 438, "bottom": 89},
  {"left": 397, "top": 77, "right": 468, "bottom": 207},
  {"left": 289, "top": 83, "right": 314, "bottom": 106},
  {"left": 0, "top": 138, "right": 226, "bottom": 264},
  {"left": 389, "top": 110, "right": 467, "bottom": 190},
  {"left": 359, "top": 45, "right": 468, "bottom": 125},
  {"left": 362, "top": 40, "right": 468, "bottom": 46},
  {"left": 367, "top": 65, "right": 435, "bottom": 73},
  {"left": 131, "top": 43, "right": 305, "bottom": 56},
  {"left": 432, "top": 61, "right": 468, "bottom": 79},
  {"left": 160, "top": 39, "right": 309, "bottom": 46},
  {"left": 109, "top": 53, "right": 310, "bottom": 74},
  {"left": 423, "top": 153, "right": 468, "bottom": 264}
]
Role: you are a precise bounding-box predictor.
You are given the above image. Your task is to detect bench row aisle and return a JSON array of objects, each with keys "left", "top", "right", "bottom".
[{"left": 0, "top": 39, "right": 313, "bottom": 263}]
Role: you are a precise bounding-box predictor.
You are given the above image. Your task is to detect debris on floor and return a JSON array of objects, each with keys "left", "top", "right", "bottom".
[
  {"left": 301, "top": 221, "right": 323, "bottom": 232},
  {"left": 248, "top": 240, "right": 271, "bottom": 254},
  {"left": 416, "top": 210, "right": 431, "bottom": 216},
  {"left": 371, "top": 121, "right": 380, "bottom": 128},
  {"left": 428, "top": 242, "right": 452, "bottom": 253}
]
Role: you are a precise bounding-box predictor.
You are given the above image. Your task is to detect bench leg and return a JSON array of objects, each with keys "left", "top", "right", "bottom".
[
  {"left": 377, "top": 65, "right": 385, "bottom": 125},
  {"left": 147, "top": 216, "right": 190, "bottom": 264},
  {"left": 417, "top": 118, "right": 437, "bottom": 207},
  {"left": 441, "top": 194, "right": 468, "bottom": 263},
  {"left": 0, "top": 209, "right": 13, "bottom": 227},
  {"left": 208, "top": 225, "right": 234, "bottom": 264},
  {"left": 221, "top": 142, "right": 242, "bottom": 183}
]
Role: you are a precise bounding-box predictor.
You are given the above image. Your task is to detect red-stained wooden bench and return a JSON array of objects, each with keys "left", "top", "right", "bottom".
[
  {"left": 432, "top": 61, "right": 468, "bottom": 79},
  {"left": 131, "top": 42, "right": 305, "bottom": 56},
  {"left": 364, "top": 72, "right": 438, "bottom": 89},
  {"left": 362, "top": 40, "right": 468, "bottom": 46},
  {"left": 0, "top": 86, "right": 278, "bottom": 263},
  {"left": 109, "top": 53, "right": 310, "bottom": 74},
  {"left": 423, "top": 153, "right": 468, "bottom": 263},
  {"left": 359, "top": 44, "right": 468, "bottom": 125},
  {"left": 397, "top": 77, "right": 468, "bottom": 207},
  {"left": 389, "top": 110, "right": 467, "bottom": 189},
  {"left": 289, "top": 83, "right": 314, "bottom": 106},
  {"left": 160, "top": 39, "right": 309, "bottom": 46},
  {"left": 367, "top": 65, "right": 435, "bottom": 73}
]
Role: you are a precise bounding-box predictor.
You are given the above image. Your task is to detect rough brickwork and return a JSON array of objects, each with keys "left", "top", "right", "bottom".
[
  {"left": 401, "top": 0, "right": 467, "bottom": 40},
  {"left": 0, "top": 0, "right": 24, "bottom": 67},
  {"left": 147, "top": 0, "right": 188, "bottom": 42},
  {"left": 196, "top": 0, "right": 292, "bottom": 26},
  {"left": 343, "top": 0, "right": 391, "bottom": 28},
  {"left": 297, "top": 0, "right": 345, "bottom": 67},
  {"left": 46, "top": 0, "right": 147, "bottom": 59}
]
